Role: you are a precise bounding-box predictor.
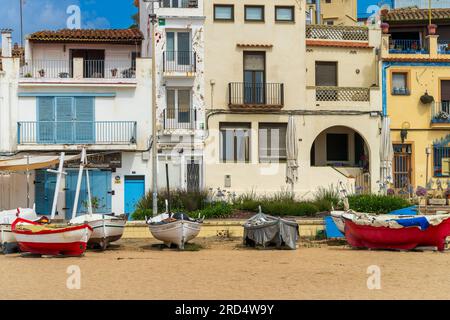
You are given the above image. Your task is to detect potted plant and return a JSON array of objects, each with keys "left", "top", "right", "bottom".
[
  {"left": 416, "top": 186, "right": 427, "bottom": 206},
  {"left": 381, "top": 22, "right": 390, "bottom": 34},
  {"left": 24, "top": 73, "right": 32, "bottom": 78},
  {"left": 420, "top": 91, "right": 435, "bottom": 104},
  {"left": 428, "top": 179, "right": 447, "bottom": 205},
  {"left": 387, "top": 188, "right": 396, "bottom": 196},
  {"left": 38, "top": 69, "right": 45, "bottom": 77},
  {"left": 428, "top": 23, "right": 437, "bottom": 35},
  {"left": 111, "top": 68, "right": 118, "bottom": 77}
]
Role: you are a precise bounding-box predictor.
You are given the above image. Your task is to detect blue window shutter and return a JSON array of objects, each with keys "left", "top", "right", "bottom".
[
  {"left": 37, "top": 97, "right": 55, "bottom": 143},
  {"left": 74, "top": 97, "right": 94, "bottom": 143},
  {"left": 55, "top": 97, "right": 74, "bottom": 143}
]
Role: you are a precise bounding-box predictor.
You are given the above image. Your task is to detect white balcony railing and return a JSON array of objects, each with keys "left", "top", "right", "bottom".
[{"left": 20, "top": 60, "right": 71, "bottom": 79}]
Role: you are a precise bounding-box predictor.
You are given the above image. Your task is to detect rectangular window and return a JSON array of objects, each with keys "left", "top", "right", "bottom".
[
  {"left": 245, "top": 5, "right": 264, "bottom": 22},
  {"left": 392, "top": 72, "right": 409, "bottom": 95},
  {"left": 259, "top": 123, "right": 287, "bottom": 163},
  {"left": 162, "top": 0, "right": 192, "bottom": 8},
  {"left": 315, "top": 61, "right": 337, "bottom": 86},
  {"left": 275, "top": 6, "right": 295, "bottom": 22},
  {"left": 434, "top": 145, "right": 450, "bottom": 177},
  {"left": 220, "top": 123, "right": 251, "bottom": 163},
  {"left": 214, "top": 4, "right": 234, "bottom": 21},
  {"left": 327, "top": 134, "right": 348, "bottom": 162}
]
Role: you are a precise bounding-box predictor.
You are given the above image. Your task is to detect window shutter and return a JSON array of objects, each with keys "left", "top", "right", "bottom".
[
  {"left": 443, "top": 158, "right": 450, "bottom": 176},
  {"left": 56, "top": 97, "right": 74, "bottom": 143},
  {"left": 37, "top": 97, "right": 55, "bottom": 143},
  {"left": 75, "top": 97, "right": 94, "bottom": 143},
  {"left": 315, "top": 62, "right": 337, "bottom": 86},
  {"left": 441, "top": 81, "right": 450, "bottom": 101}
]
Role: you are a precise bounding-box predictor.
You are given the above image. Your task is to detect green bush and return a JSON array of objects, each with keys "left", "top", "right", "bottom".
[
  {"left": 136, "top": 189, "right": 210, "bottom": 213},
  {"left": 261, "top": 201, "right": 319, "bottom": 217},
  {"left": 191, "top": 202, "right": 234, "bottom": 219},
  {"left": 313, "top": 185, "right": 341, "bottom": 211},
  {"left": 131, "top": 208, "right": 152, "bottom": 221},
  {"left": 348, "top": 194, "right": 411, "bottom": 214}
]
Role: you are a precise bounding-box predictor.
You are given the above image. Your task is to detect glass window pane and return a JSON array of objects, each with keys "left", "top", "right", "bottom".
[
  {"left": 276, "top": 7, "right": 293, "bottom": 21},
  {"left": 244, "top": 54, "right": 264, "bottom": 71},
  {"left": 220, "top": 123, "right": 251, "bottom": 162},
  {"left": 178, "top": 90, "right": 191, "bottom": 123},
  {"left": 215, "top": 6, "right": 232, "bottom": 20},
  {"left": 259, "top": 123, "right": 287, "bottom": 162},
  {"left": 392, "top": 73, "right": 406, "bottom": 89},
  {"left": 167, "top": 32, "right": 175, "bottom": 61},
  {"left": 246, "top": 7, "right": 263, "bottom": 20}
]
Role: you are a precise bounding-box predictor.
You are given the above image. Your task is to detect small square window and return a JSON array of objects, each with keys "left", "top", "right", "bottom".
[
  {"left": 275, "top": 6, "right": 295, "bottom": 22},
  {"left": 245, "top": 5, "right": 264, "bottom": 22},
  {"left": 214, "top": 4, "right": 234, "bottom": 21},
  {"left": 392, "top": 72, "right": 409, "bottom": 95}
]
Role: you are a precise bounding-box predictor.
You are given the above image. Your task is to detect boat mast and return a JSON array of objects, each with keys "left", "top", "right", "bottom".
[
  {"left": 72, "top": 148, "right": 87, "bottom": 220},
  {"left": 85, "top": 168, "right": 93, "bottom": 216},
  {"left": 47, "top": 152, "right": 66, "bottom": 220}
]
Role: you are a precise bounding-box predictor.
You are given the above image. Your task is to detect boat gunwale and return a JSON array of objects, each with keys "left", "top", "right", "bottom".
[{"left": 11, "top": 218, "right": 93, "bottom": 235}]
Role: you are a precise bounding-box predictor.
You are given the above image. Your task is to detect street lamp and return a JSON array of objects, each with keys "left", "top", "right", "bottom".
[{"left": 143, "top": 0, "right": 160, "bottom": 216}]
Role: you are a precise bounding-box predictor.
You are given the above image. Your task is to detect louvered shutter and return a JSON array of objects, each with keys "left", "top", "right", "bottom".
[
  {"left": 74, "top": 97, "right": 94, "bottom": 143},
  {"left": 37, "top": 97, "right": 55, "bottom": 143}
]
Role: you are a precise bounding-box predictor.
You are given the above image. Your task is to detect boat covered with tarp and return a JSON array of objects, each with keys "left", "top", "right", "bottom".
[
  {"left": 343, "top": 212, "right": 450, "bottom": 251},
  {"left": 243, "top": 209, "right": 299, "bottom": 250}
]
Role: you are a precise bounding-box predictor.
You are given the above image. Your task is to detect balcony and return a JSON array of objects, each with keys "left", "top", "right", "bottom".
[
  {"left": 438, "top": 40, "right": 450, "bottom": 54},
  {"left": 160, "top": 0, "right": 198, "bottom": 8},
  {"left": 17, "top": 121, "right": 137, "bottom": 145},
  {"left": 432, "top": 102, "right": 450, "bottom": 124},
  {"left": 307, "top": 86, "right": 377, "bottom": 109},
  {"left": 315, "top": 87, "right": 370, "bottom": 102},
  {"left": 163, "top": 51, "right": 196, "bottom": 77},
  {"left": 228, "top": 82, "right": 284, "bottom": 111},
  {"left": 306, "top": 25, "right": 369, "bottom": 42},
  {"left": 19, "top": 59, "right": 137, "bottom": 84},
  {"left": 162, "top": 108, "right": 196, "bottom": 133},
  {"left": 388, "top": 39, "right": 428, "bottom": 54}
]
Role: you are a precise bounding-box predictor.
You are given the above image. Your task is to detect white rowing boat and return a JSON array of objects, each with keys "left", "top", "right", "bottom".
[
  {"left": 147, "top": 212, "right": 203, "bottom": 250},
  {"left": 70, "top": 214, "right": 127, "bottom": 250},
  {"left": 0, "top": 208, "right": 38, "bottom": 254}
]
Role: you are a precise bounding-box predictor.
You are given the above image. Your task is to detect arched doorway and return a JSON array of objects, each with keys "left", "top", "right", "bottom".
[{"left": 310, "top": 126, "right": 371, "bottom": 193}]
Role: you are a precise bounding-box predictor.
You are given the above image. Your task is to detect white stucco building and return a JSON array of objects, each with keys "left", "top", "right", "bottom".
[
  {"left": 139, "top": 0, "right": 206, "bottom": 191},
  {"left": 0, "top": 28, "right": 152, "bottom": 220}
]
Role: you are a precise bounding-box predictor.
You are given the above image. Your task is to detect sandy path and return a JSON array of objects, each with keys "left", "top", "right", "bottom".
[{"left": 1, "top": 238, "right": 450, "bottom": 300}]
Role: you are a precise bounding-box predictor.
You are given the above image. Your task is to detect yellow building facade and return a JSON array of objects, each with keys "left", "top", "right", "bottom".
[{"left": 381, "top": 9, "right": 450, "bottom": 189}]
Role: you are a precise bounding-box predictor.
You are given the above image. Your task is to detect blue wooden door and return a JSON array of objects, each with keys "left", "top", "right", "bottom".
[
  {"left": 34, "top": 170, "right": 57, "bottom": 215},
  {"left": 65, "top": 170, "right": 112, "bottom": 220},
  {"left": 124, "top": 176, "right": 145, "bottom": 220}
]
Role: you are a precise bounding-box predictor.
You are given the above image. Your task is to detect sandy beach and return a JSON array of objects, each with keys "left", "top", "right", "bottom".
[{"left": 1, "top": 238, "right": 450, "bottom": 300}]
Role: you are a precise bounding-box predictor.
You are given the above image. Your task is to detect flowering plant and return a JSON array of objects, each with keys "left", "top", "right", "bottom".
[
  {"left": 387, "top": 188, "right": 395, "bottom": 196},
  {"left": 416, "top": 186, "right": 427, "bottom": 197}
]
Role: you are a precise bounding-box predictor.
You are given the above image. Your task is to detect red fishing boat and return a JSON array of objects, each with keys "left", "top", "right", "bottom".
[
  {"left": 11, "top": 218, "right": 93, "bottom": 256},
  {"left": 343, "top": 213, "right": 450, "bottom": 251}
]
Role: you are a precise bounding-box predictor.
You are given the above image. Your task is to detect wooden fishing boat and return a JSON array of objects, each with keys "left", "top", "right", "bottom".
[
  {"left": 11, "top": 218, "right": 93, "bottom": 256},
  {"left": 342, "top": 213, "right": 450, "bottom": 251},
  {"left": 330, "top": 211, "right": 347, "bottom": 234},
  {"left": 0, "top": 208, "right": 38, "bottom": 254},
  {"left": 70, "top": 214, "right": 127, "bottom": 250},
  {"left": 147, "top": 212, "right": 203, "bottom": 250}
]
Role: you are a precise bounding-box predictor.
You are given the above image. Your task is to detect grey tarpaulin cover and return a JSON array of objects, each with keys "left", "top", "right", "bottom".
[{"left": 243, "top": 212, "right": 299, "bottom": 250}]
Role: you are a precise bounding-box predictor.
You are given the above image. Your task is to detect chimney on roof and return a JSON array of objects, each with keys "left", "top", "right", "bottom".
[{"left": 1, "top": 29, "right": 13, "bottom": 58}]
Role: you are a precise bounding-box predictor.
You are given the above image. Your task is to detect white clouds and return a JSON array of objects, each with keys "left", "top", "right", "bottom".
[{"left": 0, "top": 0, "right": 112, "bottom": 44}]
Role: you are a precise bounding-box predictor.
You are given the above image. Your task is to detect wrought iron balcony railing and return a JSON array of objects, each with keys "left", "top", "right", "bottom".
[
  {"left": 162, "top": 108, "right": 196, "bottom": 130},
  {"left": 389, "top": 39, "right": 428, "bottom": 54},
  {"left": 163, "top": 51, "right": 196, "bottom": 73},
  {"left": 18, "top": 121, "right": 137, "bottom": 145},
  {"left": 432, "top": 102, "right": 450, "bottom": 123},
  {"left": 228, "top": 82, "right": 284, "bottom": 109}
]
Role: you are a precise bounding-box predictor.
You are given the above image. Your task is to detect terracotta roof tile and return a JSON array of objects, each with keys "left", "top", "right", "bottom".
[
  {"left": 28, "top": 29, "right": 143, "bottom": 43},
  {"left": 383, "top": 56, "right": 450, "bottom": 62},
  {"left": 382, "top": 7, "right": 450, "bottom": 23},
  {"left": 236, "top": 43, "right": 273, "bottom": 48},
  {"left": 306, "top": 40, "right": 372, "bottom": 48}
]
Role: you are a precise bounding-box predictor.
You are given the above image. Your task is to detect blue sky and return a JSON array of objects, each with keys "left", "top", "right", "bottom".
[{"left": 1, "top": 0, "right": 137, "bottom": 45}]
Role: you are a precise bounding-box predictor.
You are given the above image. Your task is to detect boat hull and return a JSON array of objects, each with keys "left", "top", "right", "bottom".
[
  {"left": 12, "top": 219, "right": 93, "bottom": 256},
  {"left": 344, "top": 218, "right": 450, "bottom": 251},
  {"left": 330, "top": 211, "right": 346, "bottom": 234},
  {"left": 0, "top": 225, "right": 18, "bottom": 254},
  {"left": 149, "top": 220, "right": 202, "bottom": 249},
  {"left": 71, "top": 215, "right": 126, "bottom": 249}
]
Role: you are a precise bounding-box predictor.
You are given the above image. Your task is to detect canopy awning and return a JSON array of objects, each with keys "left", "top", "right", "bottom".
[{"left": 0, "top": 154, "right": 80, "bottom": 172}]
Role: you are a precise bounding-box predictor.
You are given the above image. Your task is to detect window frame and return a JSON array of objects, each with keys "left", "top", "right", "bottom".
[
  {"left": 391, "top": 70, "right": 411, "bottom": 96},
  {"left": 214, "top": 4, "right": 235, "bottom": 22},
  {"left": 244, "top": 5, "right": 265, "bottom": 22},
  {"left": 258, "top": 122, "right": 288, "bottom": 163},
  {"left": 219, "top": 122, "right": 251, "bottom": 163},
  {"left": 275, "top": 6, "right": 295, "bottom": 22},
  {"left": 165, "top": 87, "right": 193, "bottom": 124}
]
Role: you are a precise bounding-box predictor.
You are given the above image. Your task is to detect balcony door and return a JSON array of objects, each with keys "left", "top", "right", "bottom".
[
  {"left": 70, "top": 49, "right": 105, "bottom": 78},
  {"left": 440, "top": 80, "right": 450, "bottom": 114},
  {"left": 315, "top": 61, "right": 338, "bottom": 100},
  {"left": 166, "top": 31, "right": 191, "bottom": 67},
  {"left": 244, "top": 52, "right": 265, "bottom": 105},
  {"left": 166, "top": 88, "right": 192, "bottom": 129}
]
